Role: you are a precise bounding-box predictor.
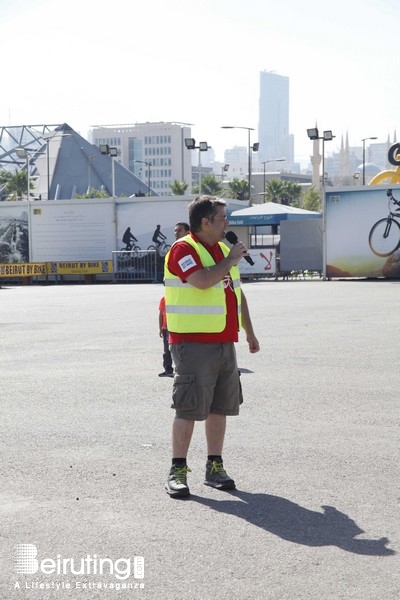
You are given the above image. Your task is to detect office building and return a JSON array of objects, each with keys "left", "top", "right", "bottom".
[
  {"left": 89, "top": 122, "right": 192, "bottom": 196},
  {"left": 258, "top": 70, "right": 294, "bottom": 167},
  {"left": 223, "top": 146, "right": 248, "bottom": 180}
]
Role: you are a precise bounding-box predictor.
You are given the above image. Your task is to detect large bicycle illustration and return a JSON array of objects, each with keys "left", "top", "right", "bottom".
[{"left": 368, "top": 189, "right": 400, "bottom": 257}]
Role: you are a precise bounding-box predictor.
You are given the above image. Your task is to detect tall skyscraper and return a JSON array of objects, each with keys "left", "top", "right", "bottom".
[{"left": 258, "top": 70, "right": 294, "bottom": 167}]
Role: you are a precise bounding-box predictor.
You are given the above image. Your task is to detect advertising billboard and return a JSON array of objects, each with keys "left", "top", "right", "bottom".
[
  {"left": 326, "top": 185, "right": 400, "bottom": 278},
  {"left": 30, "top": 200, "right": 115, "bottom": 262},
  {"left": 0, "top": 205, "right": 29, "bottom": 263}
]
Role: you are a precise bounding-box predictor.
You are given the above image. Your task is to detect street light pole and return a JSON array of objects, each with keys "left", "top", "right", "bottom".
[
  {"left": 307, "top": 128, "right": 335, "bottom": 281},
  {"left": 184, "top": 138, "right": 210, "bottom": 195},
  {"left": 221, "top": 126, "right": 258, "bottom": 200},
  {"left": 99, "top": 144, "right": 118, "bottom": 197},
  {"left": 261, "top": 158, "right": 286, "bottom": 202},
  {"left": 198, "top": 142, "right": 210, "bottom": 195},
  {"left": 111, "top": 155, "right": 116, "bottom": 197},
  {"left": 47, "top": 142, "right": 50, "bottom": 199},
  {"left": 134, "top": 160, "right": 151, "bottom": 195},
  {"left": 198, "top": 150, "right": 202, "bottom": 195},
  {"left": 247, "top": 128, "right": 251, "bottom": 199},
  {"left": 26, "top": 154, "right": 30, "bottom": 200},
  {"left": 362, "top": 136, "right": 378, "bottom": 185},
  {"left": 15, "top": 147, "right": 33, "bottom": 200},
  {"left": 109, "top": 147, "right": 118, "bottom": 198},
  {"left": 221, "top": 163, "right": 229, "bottom": 184}
]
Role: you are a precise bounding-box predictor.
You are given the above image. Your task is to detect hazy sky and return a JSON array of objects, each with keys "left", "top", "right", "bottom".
[{"left": 1, "top": 0, "right": 399, "bottom": 166}]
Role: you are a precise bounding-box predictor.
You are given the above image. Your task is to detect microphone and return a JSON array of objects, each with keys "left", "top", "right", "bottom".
[{"left": 225, "top": 231, "right": 254, "bottom": 266}]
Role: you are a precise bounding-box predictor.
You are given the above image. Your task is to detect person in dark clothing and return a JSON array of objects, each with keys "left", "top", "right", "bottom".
[
  {"left": 152, "top": 225, "right": 167, "bottom": 248},
  {"left": 122, "top": 227, "right": 138, "bottom": 250},
  {"left": 158, "top": 295, "right": 174, "bottom": 377}
]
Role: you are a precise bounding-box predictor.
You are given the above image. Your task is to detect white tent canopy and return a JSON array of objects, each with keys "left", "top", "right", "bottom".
[{"left": 229, "top": 202, "right": 321, "bottom": 226}]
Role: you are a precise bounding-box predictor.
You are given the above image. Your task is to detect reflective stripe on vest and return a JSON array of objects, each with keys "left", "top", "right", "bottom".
[{"left": 164, "top": 234, "right": 241, "bottom": 333}]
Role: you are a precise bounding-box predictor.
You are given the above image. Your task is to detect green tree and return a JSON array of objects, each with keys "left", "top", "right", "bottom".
[
  {"left": 192, "top": 174, "right": 222, "bottom": 196},
  {"left": 264, "top": 179, "right": 284, "bottom": 203},
  {"left": 0, "top": 168, "right": 32, "bottom": 201},
  {"left": 74, "top": 188, "right": 110, "bottom": 199},
  {"left": 302, "top": 186, "right": 321, "bottom": 212},
  {"left": 281, "top": 181, "right": 302, "bottom": 206},
  {"left": 169, "top": 180, "right": 189, "bottom": 195},
  {"left": 227, "top": 178, "right": 249, "bottom": 200}
]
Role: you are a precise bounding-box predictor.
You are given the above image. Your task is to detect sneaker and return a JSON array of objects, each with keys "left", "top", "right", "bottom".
[
  {"left": 165, "top": 465, "right": 191, "bottom": 497},
  {"left": 159, "top": 371, "right": 174, "bottom": 378},
  {"left": 204, "top": 460, "right": 236, "bottom": 490}
]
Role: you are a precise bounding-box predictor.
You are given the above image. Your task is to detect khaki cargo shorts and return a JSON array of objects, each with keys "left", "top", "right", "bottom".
[{"left": 170, "top": 342, "right": 243, "bottom": 421}]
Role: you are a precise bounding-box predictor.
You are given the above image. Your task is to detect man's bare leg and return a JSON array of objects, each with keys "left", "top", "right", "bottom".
[
  {"left": 172, "top": 417, "right": 195, "bottom": 458},
  {"left": 205, "top": 413, "right": 226, "bottom": 455}
]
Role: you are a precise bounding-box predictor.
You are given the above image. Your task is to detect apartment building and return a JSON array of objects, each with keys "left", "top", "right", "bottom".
[
  {"left": 224, "top": 146, "right": 248, "bottom": 180},
  {"left": 89, "top": 122, "right": 192, "bottom": 195}
]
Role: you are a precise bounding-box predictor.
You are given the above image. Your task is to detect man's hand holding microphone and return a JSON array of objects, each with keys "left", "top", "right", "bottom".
[{"left": 225, "top": 231, "right": 254, "bottom": 265}]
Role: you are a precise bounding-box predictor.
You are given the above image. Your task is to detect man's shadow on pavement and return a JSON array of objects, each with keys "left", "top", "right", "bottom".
[{"left": 191, "top": 490, "right": 395, "bottom": 556}]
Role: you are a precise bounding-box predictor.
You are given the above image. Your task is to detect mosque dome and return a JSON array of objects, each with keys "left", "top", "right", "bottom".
[{"left": 355, "top": 162, "right": 382, "bottom": 175}]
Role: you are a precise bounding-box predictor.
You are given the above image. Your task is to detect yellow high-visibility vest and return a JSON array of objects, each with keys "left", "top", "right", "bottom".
[{"left": 164, "top": 234, "right": 241, "bottom": 333}]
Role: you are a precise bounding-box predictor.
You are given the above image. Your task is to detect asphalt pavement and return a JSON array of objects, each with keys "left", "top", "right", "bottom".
[{"left": 1, "top": 279, "right": 399, "bottom": 600}]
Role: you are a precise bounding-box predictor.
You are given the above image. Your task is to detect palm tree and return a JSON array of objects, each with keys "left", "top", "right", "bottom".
[
  {"left": 192, "top": 174, "right": 222, "bottom": 196},
  {"left": 228, "top": 178, "right": 249, "bottom": 200},
  {"left": 169, "top": 180, "right": 188, "bottom": 195},
  {"left": 0, "top": 168, "right": 31, "bottom": 201},
  {"left": 281, "top": 181, "right": 303, "bottom": 206},
  {"left": 264, "top": 179, "right": 284, "bottom": 203}
]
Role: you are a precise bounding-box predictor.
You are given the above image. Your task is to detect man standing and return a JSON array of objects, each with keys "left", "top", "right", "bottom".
[{"left": 164, "top": 196, "right": 260, "bottom": 497}]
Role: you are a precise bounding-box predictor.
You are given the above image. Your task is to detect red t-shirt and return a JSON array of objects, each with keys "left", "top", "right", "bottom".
[
  {"left": 159, "top": 296, "right": 167, "bottom": 330},
  {"left": 166, "top": 233, "right": 239, "bottom": 343}
]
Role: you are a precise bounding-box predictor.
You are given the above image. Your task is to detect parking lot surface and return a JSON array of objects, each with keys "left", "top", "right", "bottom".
[{"left": 1, "top": 279, "right": 399, "bottom": 599}]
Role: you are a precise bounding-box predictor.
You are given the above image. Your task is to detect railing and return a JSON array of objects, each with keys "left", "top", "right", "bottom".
[{"left": 112, "top": 249, "right": 159, "bottom": 283}]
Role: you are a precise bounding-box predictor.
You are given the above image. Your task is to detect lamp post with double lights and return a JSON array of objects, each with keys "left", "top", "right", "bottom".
[
  {"left": 134, "top": 160, "right": 151, "bottom": 195},
  {"left": 184, "top": 138, "right": 210, "bottom": 195},
  {"left": 261, "top": 158, "right": 286, "bottom": 202},
  {"left": 307, "top": 128, "right": 335, "bottom": 193},
  {"left": 99, "top": 144, "right": 118, "bottom": 197},
  {"left": 362, "top": 136, "right": 378, "bottom": 185},
  {"left": 307, "top": 128, "right": 335, "bottom": 281},
  {"left": 221, "top": 126, "right": 259, "bottom": 200}
]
